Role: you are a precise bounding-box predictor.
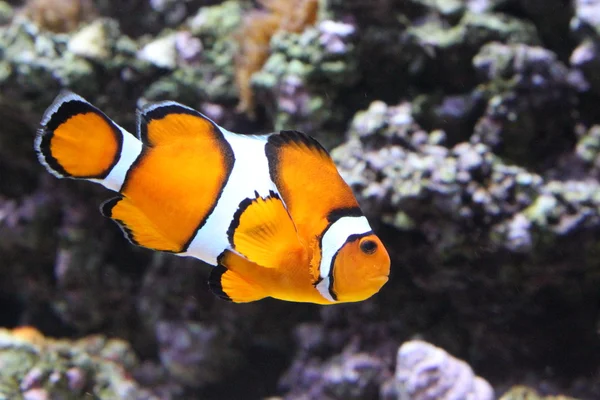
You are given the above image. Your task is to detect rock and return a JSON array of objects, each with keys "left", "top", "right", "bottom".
[
  {"left": 21, "top": 0, "right": 97, "bottom": 33},
  {"left": 358, "top": 9, "right": 540, "bottom": 104},
  {"left": 252, "top": 17, "right": 359, "bottom": 147},
  {"left": 472, "top": 42, "right": 587, "bottom": 168},
  {"left": 1, "top": 1, "right": 600, "bottom": 399},
  {"left": 499, "top": 385, "right": 578, "bottom": 400},
  {"left": 155, "top": 320, "right": 241, "bottom": 387},
  {"left": 571, "top": 0, "right": 600, "bottom": 38},
  {"left": 332, "top": 100, "right": 544, "bottom": 249},
  {"left": 142, "top": 1, "right": 242, "bottom": 106},
  {"left": 137, "top": 33, "right": 178, "bottom": 69},
  {"left": 0, "top": 1, "right": 14, "bottom": 25},
  {"left": 67, "top": 19, "right": 119, "bottom": 61},
  {"left": 0, "top": 327, "right": 157, "bottom": 399},
  {"left": 574, "top": 124, "right": 600, "bottom": 176},
  {"left": 391, "top": 340, "right": 494, "bottom": 400},
  {"left": 281, "top": 350, "right": 388, "bottom": 400}
]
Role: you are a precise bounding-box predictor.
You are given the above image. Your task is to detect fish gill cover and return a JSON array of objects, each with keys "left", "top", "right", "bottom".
[{"left": 0, "top": 0, "right": 599, "bottom": 399}]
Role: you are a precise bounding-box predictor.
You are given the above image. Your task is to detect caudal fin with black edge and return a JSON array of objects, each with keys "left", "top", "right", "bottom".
[{"left": 35, "top": 91, "right": 125, "bottom": 181}]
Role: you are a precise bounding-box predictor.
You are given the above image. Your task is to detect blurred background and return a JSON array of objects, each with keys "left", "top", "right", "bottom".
[{"left": 0, "top": 0, "right": 599, "bottom": 399}]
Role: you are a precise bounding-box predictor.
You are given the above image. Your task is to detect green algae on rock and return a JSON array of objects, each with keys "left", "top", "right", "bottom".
[
  {"left": 0, "top": 1, "right": 14, "bottom": 25},
  {"left": 1, "top": 1, "right": 600, "bottom": 399},
  {"left": 330, "top": 98, "right": 600, "bottom": 392},
  {"left": 353, "top": 8, "right": 540, "bottom": 105},
  {"left": 0, "top": 327, "right": 155, "bottom": 400},
  {"left": 66, "top": 18, "right": 120, "bottom": 61},
  {"left": 331, "top": 100, "right": 543, "bottom": 250},
  {"left": 499, "top": 385, "right": 579, "bottom": 400},
  {"left": 141, "top": 0, "right": 242, "bottom": 105},
  {"left": 333, "top": 98, "right": 600, "bottom": 254},
  {"left": 252, "top": 19, "right": 359, "bottom": 147},
  {"left": 472, "top": 42, "right": 588, "bottom": 169},
  {"left": 0, "top": 15, "right": 151, "bottom": 117}
]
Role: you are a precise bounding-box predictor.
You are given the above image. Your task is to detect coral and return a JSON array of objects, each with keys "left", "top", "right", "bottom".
[
  {"left": 155, "top": 320, "right": 242, "bottom": 387},
  {"left": 136, "top": 254, "right": 258, "bottom": 390},
  {"left": 499, "top": 386, "right": 578, "bottom": 400},
  {"left": 137, "top": 33, "right": 180, "bottom": 69},
  {"left": 278, "top": 302, "right": 405, "bottom": 400},
  {"left": 49, "top": 198, "right": 140, "bottom": 333},
  {"left": 234, "top": 0, "right": 318, "bottom": 114},
  {"left": 2, "top": 1, "right": 600, "bottom": 399},
  {"left": 571, "top": 0, "right": 600, "bottom": 38},
  {"left": 281, "top": 338, "right": 389, "bottom": 400},
  {"left": 284, "top": 351, "right": 387, "bottom": 400},
  {"left": 137, "top": 30, "right": 203, "bottom": 70},
  {"left": 251, "top": 18, "right": 359, "bottom": 146},
  {"left": 355, "top": 8, "right": 540, "bottom": 107},
  {"left": 331, "top": 99, "right": 600, "bottom": 389},
  {"left": 0, "top": 1, "right": 14, "bottom": 25},
  {"left": 471, "top": 42, "right": 588, "bottom": 168},
  {"left": 0, "top": 14, "right": 151, "bottom": 115},
  {"left": 67, "top": 18, "right": 120, "bottom": 61},
  {"left": 141, "top": 1, "right": 243, "bottom": 107},
  {"left": 21, "top": 0, "right": 96, "bottom": 33},
  {"left": 332, "top": 100, "right": 544, "bottom": 249},
  {"left": 387, "top": 340, "right": 493, "bottom": 400},
  {"left": 148, "top": 0, "right": 188, "bottom": 26},
  {"left": 574, "top": 124, "right": 600, "bottom": 177},
  {"left": 0, "top": 327, "right": 156, "bottom": 399},
  {"left": 466, "top": 0, "right": 511, "bottom": 14},
  {"left": 333, "top": 98, "right": 600, "bottom": 253}
]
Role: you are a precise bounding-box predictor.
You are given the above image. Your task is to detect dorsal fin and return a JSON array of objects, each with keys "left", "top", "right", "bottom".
[
  {"left": 227, "top": 191, "right": 304, "bottom": 269},
  {"left": 265, "top": 130, "right": 361, "bottom": 240},
  {"left": 136, "top": 101, "right": 221, "bottom": 147}
]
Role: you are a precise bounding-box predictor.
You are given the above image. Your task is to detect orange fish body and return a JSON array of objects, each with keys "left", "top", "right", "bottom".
[{"left": 35, "top": 91, "right": 390, "bottom": 304}]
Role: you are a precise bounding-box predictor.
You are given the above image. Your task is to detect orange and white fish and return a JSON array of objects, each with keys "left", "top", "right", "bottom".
[{"left": 35, "top": 91, "right": 390, "bottom": 304}]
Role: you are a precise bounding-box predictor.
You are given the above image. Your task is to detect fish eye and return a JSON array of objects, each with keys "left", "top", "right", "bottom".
[{"left": 359, "top": 239, "right": 377, "bottom": 255}]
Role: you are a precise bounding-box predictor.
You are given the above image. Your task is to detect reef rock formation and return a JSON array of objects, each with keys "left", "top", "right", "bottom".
[
  {"left": 0, "top": 327, "right": 155, "bottom": 399},
  {"left": 0, "top": 0, "right": 599, "bottom": 399},
  {"left": 388, "top": 340, "right": 494, "bottom": 400}
]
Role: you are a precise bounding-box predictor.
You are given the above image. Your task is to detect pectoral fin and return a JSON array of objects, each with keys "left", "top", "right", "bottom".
[{"left": 227, "top": 191, "right": 302, "bottom": 269}]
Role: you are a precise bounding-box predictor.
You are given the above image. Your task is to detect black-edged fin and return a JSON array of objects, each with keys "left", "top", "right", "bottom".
[
  {"left": 100, "top": 196, "right": 180, "bottom": 253},
  {"left": 208, "top": 265, "right": 233, "bottom": 302},
  {"left": 267, "top": 130, "right": 329, "bottom": 158},
  {"left": 227, "top": 191, "right": 301, "bottom": 269},
  {"left": 136, "top": 101, "right": 220, "bottom": 147},
  {"left": 35, "top": 90, "right": 123, "bottom": 180},
  {"left": 208, "top": 261, "right": 267, "bottom": 303},
  {"left": 265, "top": 130, "right": 361, "bottom": 239}
]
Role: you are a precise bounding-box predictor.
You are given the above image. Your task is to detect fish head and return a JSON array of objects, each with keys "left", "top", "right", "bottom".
[{"left": 330, "top": 233, "right": 390, "bottom": 302}]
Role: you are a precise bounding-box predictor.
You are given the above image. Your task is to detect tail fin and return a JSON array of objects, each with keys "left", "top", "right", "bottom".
[{"left": 35, "top": 91, "right": 141, "bottom": 192}]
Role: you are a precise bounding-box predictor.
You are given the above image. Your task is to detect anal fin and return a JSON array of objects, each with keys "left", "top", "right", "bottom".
[
  {"left": 208, "top": 264, "right": 267, "bottom": 303},
  {"left": 101, "top": 196, "right": 180, "bottom": 253}
]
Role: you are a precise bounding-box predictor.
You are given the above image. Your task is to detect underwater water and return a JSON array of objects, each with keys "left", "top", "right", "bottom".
[{"left": 1, "top": 0, "right": 600, "bottom": 399}]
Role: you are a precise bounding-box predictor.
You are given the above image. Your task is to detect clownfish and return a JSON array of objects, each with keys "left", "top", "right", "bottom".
[{"left": 34, "top": 91, "right": 390, "bottom": 304}]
